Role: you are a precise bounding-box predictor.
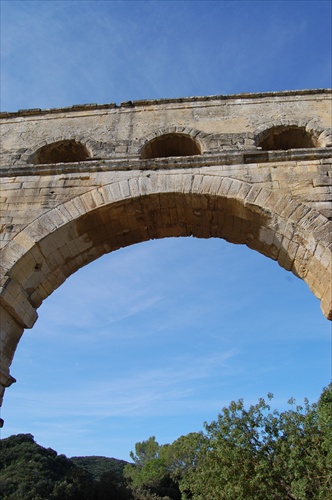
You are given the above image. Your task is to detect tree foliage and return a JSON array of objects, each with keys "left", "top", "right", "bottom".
[
  {"left": 70, "top": 455, "right": 128, "bottom": 481},
  {"left": 124, "top": 436, "right": 181, "bottom": 499},
  {"left": 0, "top": 434, "right": 130, "bottom": 500},
  {"left": 179, "top": 393, "right": 331, "bottom": 499},
  {"left": 0, "top": 433, "right": 94, "bottom": 499},
  {"left": 126, "top": 385, "right": 332, "bottom": 500}
]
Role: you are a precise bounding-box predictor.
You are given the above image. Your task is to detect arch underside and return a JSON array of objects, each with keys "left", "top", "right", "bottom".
[
  {"left": 140, "top": 133, "right": 202, "bottom": 159},
  {"left": 0, "top": 174, "right": 331, "bottom": 406},
  {"left": 2, "top": 177, "right": 331, "bottom": 317},
  {"left": 30, "top": 140, "right": 91, "bottom": 165}
]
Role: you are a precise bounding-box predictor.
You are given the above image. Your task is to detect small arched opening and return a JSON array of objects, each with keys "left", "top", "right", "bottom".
[
  {"left": 257, "top": 126, "right": 316, "bottom": 151},
  {"left": 30, "top": 140, "right": 90, "bottom": 165},
  {"left": 141, "top": 133, "right": 202, "bottom": 159}
]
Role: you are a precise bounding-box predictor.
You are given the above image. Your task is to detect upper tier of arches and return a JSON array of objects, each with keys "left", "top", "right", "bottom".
[{"left": 26, "top": 123, "right": 331, "bottom": 165}]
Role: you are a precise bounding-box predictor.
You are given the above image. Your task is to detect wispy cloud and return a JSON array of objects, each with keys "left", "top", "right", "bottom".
[{"left": 7, "top": 348, "right": 239, "bottom": 419}]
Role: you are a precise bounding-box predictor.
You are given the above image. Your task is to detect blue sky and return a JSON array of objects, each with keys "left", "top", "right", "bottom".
[{"left": 0, "top": 0, "right": 331, "bottom": 461}]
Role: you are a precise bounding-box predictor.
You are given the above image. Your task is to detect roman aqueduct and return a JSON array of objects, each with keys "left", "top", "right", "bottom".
[{"left": 0, "top": 89, "right": 331, "bottom": 419}]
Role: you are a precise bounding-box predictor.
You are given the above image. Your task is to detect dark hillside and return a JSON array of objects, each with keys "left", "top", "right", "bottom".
[
  {"left": 70, "top": 455, "right": 129, "bottom": 480},
  {"left": 0, "top": 433, "right": 94, "bottom": 499},
  {"left": 0, "top": 434, "right": 131, "bottom": 500}
]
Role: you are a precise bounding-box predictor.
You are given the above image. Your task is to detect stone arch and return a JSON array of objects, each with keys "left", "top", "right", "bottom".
[
  {"left": 254, "top": 120, "right": 330, "bottom": 150},
  {"left": 28, "top": 139, "right": 92, "bottom": 165},
  {"left": 1, "top": 172, "right": 331, "bottom": 318},
  {"left": 140, "top": 127, "right": 207, "bottom": 159},
  {"left": 1, "top": 172, "right": 331, "bottom": 406}
]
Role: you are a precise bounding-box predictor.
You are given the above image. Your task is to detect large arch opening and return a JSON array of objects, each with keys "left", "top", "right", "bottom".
[
  {"left": 1, "top": 236, "right": 330, "bottom": 460},
  {"left": 1, "top": 176, "right": 331, "bottom": 441},
  {"left": 30, "top": 140, "right": 91, "bottom": 164},
  {"left": 3, "top": 187, "right": 329, "bottom": 319},
  {"left": 0, "top": 192, "right": 292, "bottom": 312}
]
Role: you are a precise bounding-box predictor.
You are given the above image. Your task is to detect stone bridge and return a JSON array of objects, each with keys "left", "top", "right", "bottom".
[{"left": 0, "top": 89, "right": 331, "bottom": 415}]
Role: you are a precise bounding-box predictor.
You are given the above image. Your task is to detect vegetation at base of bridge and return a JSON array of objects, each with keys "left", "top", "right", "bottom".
[{"left": 0, "top": 384, "right": 331, "bottom": 500}]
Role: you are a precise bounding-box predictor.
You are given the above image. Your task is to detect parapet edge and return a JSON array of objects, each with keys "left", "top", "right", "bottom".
[{"left": 1, "top": 89, "right": 331, "bottom": 119}]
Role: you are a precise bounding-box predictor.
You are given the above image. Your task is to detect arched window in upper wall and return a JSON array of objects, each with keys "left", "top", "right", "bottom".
[
  {"left": 256, "top": 126, "right": 316, "bottom": 151},
  {"left": 141, "top": 133, "right": 202, "bottom": 159},
  {"left": 30, "top": 140, "right": 90, "bottom": 164}
]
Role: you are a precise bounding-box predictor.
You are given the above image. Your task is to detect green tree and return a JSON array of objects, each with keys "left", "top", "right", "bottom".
[
  {"left": 158, "top": 432, "right": 206, "bottom": 499},
  {"left": 94, "top": 469, "right": 132, "bottom": 500},
  {"left": 124, "top": 437, "right": 181, "bottom": 499},
  {"left": 124, "top": 436, "right": 160, "bottom": 486},
  {"left": 317, "top": 383, "right": 332, "bottom": 491},
  {"left": 179, "top": 393, "right": 332, "bottom": 499},
  {"left": 129, "top": 436, "right": 160, "bottom": 468},
  {"left": 159, "top": 433, "right": 205, "bottom": 477}
]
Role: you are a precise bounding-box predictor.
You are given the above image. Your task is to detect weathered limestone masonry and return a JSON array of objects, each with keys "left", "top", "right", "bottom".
[{"left": 0, "top": 89, "right": 331, "bottom": 416}]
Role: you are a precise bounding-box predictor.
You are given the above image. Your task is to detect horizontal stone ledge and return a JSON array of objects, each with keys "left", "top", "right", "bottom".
[
  {"left": 1, "top": 149, "right": 331, "bottom": 178},
  {"left": 1, "top": 89, "right": 331, "bottom": 118}
]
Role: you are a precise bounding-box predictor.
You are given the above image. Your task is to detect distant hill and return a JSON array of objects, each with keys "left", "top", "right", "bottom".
[
  {"left": 71, "top": 455, "right": 129, "bottom": 480},
  {"left": 0, "top": 433, "right": 132, "bottom": 499}
]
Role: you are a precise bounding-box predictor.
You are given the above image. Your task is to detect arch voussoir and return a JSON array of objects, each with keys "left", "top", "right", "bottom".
[{"left": 2, "top": 173, "right": 330, "bottom": 323}]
